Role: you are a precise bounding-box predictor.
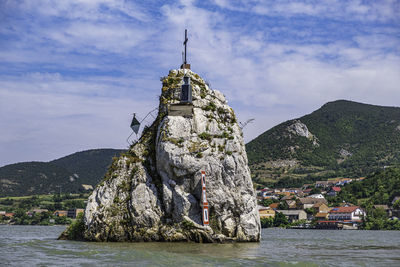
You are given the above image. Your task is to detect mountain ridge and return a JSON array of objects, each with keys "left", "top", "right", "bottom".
[
  {"left": 2, "top": 100, "right": 400, "bottom": 195},
  {"left": 0, "top": 148, "right": 125, "bottom": 197},
  {"left": 246, "top": 100, "right": 400, "bottom": 187}
]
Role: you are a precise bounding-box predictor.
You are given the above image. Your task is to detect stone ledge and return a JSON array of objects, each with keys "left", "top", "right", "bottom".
[{"left": 168, "top": 103, "right": 193, "bottom": 117}]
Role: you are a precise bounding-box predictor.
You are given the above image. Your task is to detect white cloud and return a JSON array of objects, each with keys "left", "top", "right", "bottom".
[
  {"left": 0, "top": 0, "right": 399, "bottom": 165},
  {"left": 1, "top": 0, "right": 154, "bottom": 56},
  {"left": 45, "top": 22, "right": 152, "bottom": 53},
  {"left": 0, "top": 73, "right": 157, "bottom": 166},
  {"left": 14, "top": 0, "right": 150, "bottom": 22},
  {"left": 213, "top": 0, "right": 400, "bottom": 21},
  {"left": 159, "top": 1, "right": 400, "bottom": 142}
]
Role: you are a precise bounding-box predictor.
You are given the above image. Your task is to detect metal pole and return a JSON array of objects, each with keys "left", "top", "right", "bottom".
[{"left": 184, "top": 29, "right": 187, "bottom": 64}]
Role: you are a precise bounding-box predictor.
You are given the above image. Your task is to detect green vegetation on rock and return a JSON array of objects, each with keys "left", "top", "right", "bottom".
[{"left": 62, "top": 212, "right": 85, "bottom": 240}]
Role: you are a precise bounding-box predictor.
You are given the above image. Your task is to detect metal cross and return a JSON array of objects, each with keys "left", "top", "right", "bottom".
[{"left": 183, "top": 29, "right": 188, "bottom": 65}]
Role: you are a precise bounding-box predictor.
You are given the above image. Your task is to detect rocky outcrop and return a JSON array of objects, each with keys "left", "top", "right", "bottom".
[
  {"left": 64, "top": 69, "right": 260, "bottom": 242},
  {"left": 287, "top": 120, "right": 319, "bottom": 147},
  {"left": 339, "top": 148, "right": 352, "bottom": 158}
]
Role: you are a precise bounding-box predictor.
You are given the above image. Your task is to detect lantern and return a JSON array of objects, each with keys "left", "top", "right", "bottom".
[{"left": 130, "top": 114, "right": 140, "bottom": 134}]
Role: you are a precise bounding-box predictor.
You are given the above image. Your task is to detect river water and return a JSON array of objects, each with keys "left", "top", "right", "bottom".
[{"left": 1, "top": 225, "right": 400, "bottom": 266}]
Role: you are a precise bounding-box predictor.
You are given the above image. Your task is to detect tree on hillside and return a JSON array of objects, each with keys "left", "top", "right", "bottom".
[
  {"left": 393, "top": 199, "right": 400, "bottom": 210},
  {"left": 278, "top": 201, "right": 289, "bottom": 210},
  {"left": 260, "top": 217, "right": 274, "bottom": 228},
  {"left": 261, "top": 198, "right": 279, "bottom": 207},
  {"left": 274, "top": 212, "right": 288, "bottom": 227},
  {"left": 310, "top": 187, "right": 321, "bottom": 195}
]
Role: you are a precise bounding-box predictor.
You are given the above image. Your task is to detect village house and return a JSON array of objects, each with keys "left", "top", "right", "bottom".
[
  {"left": 269, "top": 203, "right": 280, "bottom": 210},
  {"left": 302, "top": 184, "right": 313, "bottom": 190},
  {"left": 309, "top": 193, "right": 325, "bottom": 199},
  {"left": 335, "top": 178, "right": 352, "bottom": 186},
  {"left": 327, "top": 186, "right": 342, "bottom": 197},
  {"left": 27, "top": 209, "right": 49, "bottom": 217},
  {"left": 276, "top": 210, "right": 307, "bottom": 223},
  {"left": 339, "top": 202, "right": 354, "bottom": 207},
  {"left": 258, "top": 206, "right": 276, "bottom": 218},
  {"left": 0, "top": 211, "right": 5, "bottom": 216},
  {"left": 257, "top": 188, "right": 276, "bottom": 200},
  {"left": 263, "top": 194, "right": 280, "bottom": 200},
  {"left": 281, "top": 195, "right": 294, "bottom": 201},
  {"left": 316, "top": 206, "right": 365, "bottom": 230},
  {"left": 285, "top": 200, "right": 297, "bottom": 209},
  {"left": 284, "top": 188, "right": 301, "bottom": 194},
  {"left": 302, "top": 188, "right": 313, "bottom": 195},
  {"left": 315, "top": 180, "right": 336, "bottom": 188},
  {"left": 315, "top": 212, "right": 329, "bottom": 221},
  {"left": 298, "top": 197, "right": 327, "bottom": 209},
  {"left": 312, "top": 203, "right": 331, "bottom": 214},
  {"left": 67, "top": 208, "right": 84, "bottom": 219},
  {"left": 53, "top": 210, "right": 68, "bottom": 217},
  {"left": 328, "top": 206, "right": 365, "bottom": 221},
  {"left": 277, "top": 191, "right": 294, "bottom": 198}
]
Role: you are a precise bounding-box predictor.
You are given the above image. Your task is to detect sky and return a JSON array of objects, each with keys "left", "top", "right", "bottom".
[{"left": 0, "top": 0, "right": 399, "bottom": 167}]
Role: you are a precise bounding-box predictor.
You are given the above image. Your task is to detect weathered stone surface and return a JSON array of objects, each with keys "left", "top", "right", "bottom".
[
  {"left": 67, "top": 69, "right": 260, "bottom": 242},
  {"left": 287, "top": 120, "right": 319, "bottom": 147}
]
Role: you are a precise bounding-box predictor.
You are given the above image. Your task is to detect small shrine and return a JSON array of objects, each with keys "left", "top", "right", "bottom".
[
  {"left": 168, "top": 29, "right": 193, "bottom": 117},
  {"left": 180, "top": 75, "right": 192, "bottom": 103}
]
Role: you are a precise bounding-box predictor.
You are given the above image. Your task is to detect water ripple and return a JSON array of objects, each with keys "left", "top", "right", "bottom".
[{"left": 1, "top": 226, "right": 400, "bottom": 267}]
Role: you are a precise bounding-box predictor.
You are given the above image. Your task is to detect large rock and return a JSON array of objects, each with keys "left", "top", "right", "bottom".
[{"left": 67, "top": 69, "right": 260, "bottom": 242}]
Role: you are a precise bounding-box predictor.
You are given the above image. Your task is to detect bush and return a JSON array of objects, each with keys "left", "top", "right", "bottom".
[
  {"left": 393, "top": 199, "right": 400, "bottom": 209},
  {"left": 260, "top": 217, "right": 274, "bottom": 228},
  {"left": 55, "top": 216, "right": 71, "bottom": 225},
  {"left": 199, "top": 132, "right": 212, "bottom": 141},
  {"left": 204, "top": 102, "right": 216, "bottom": 112},
  {"left": 261, "top": 198, "right": 279, "bottom": 207},
  {"left": 66, "top": 212, "right": 85, "bottom": 240},
  {"left": 274, "top": 212, "right": 288, "bottom": 227}
]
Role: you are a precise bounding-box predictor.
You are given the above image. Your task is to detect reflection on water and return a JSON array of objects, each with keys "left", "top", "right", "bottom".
[{"left": 1, "top": 225, "right": 400, "bottom": 266}]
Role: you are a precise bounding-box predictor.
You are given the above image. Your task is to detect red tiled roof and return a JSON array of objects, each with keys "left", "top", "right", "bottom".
[
  {"left": 329, "top": 206, "right": 360, "bottom": 213},
  {"left": 269, "top": 203, "right": 279, "bottom": 209},
  {"left": 331, "top": 186, "right": 341, "bottom": 192}
]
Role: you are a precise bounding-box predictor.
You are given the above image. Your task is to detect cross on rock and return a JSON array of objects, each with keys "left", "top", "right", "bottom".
[
  {"left": 181, "top": 29, "right": 191, "bottom": 69},
  {"left": 183, "top": 29, "right": 188, "bottom": 64}
]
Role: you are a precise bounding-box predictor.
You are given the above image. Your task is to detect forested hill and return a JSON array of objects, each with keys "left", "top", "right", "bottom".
[
  {"left": 334, "top": 167, "right": 400, "bottom": 207},
  {"left": 50, "top": 149, "right": 126, "bottom": 187},
  {"left": 246, "top": 100, "right": 400, "bottom": 187},
  {"left": 0, "top": 149, "right": 125, "bottom": 197}
]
